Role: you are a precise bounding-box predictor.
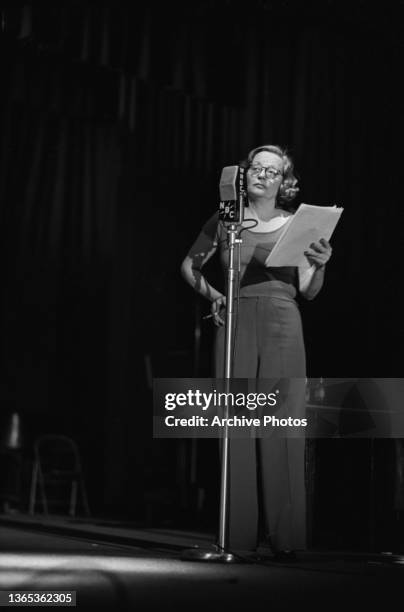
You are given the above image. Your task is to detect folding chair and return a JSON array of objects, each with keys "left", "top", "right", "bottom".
[{"left": 29, "top": 435, "right": 90, "bottom": 517}]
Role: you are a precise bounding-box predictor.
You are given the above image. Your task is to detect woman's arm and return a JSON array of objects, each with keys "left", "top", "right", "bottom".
[
  {"left": 181, "top": 248, "right": 224, "bottom": 303},
  {"left": 181, "top": 213, "right": 227, "bottom": 326},
  {"left": 181, "top": 213, "right": 222, "bottom": 302},
  {"left": 299, "top": 238, "right": 332, "bottom": 301},
  {"left": 299, "top": 264, "right": 326, "bottom": 300}
]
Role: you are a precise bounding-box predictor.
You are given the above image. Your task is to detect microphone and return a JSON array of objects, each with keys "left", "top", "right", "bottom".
[{"left": 218, "top": 165, "right": 246, "bottom": 223}]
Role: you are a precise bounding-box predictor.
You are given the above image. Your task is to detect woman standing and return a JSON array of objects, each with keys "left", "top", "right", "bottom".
[{"left": 181, "top": 144, "right": 332, "bottom": 555}]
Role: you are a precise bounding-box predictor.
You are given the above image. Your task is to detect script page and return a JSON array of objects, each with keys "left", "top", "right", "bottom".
[{"left": 265, "top": 204, "right": 343, "bottom": 267}]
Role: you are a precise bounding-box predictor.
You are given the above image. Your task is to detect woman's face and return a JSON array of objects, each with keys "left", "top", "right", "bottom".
[{"left": 247, "top": 151, "right": 284, "bottom": 200}]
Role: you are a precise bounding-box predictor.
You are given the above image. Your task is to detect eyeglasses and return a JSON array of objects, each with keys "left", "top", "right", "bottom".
[{"left": 248, "top": 164, "right": 283, "bottom": 180}]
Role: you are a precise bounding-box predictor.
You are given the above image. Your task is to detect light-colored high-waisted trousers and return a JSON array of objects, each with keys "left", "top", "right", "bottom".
[{"left": 215, "top": 281, "right": 307, "bottom": 552}]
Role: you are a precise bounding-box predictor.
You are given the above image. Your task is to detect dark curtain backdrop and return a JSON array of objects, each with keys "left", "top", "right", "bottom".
[{"left": 1, "top": 1, "right": 404, "bottom": 526}]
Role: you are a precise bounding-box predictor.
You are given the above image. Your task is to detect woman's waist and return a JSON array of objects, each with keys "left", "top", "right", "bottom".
[{"left": 237, "top": 280, "right": 297, "bottom": 301}]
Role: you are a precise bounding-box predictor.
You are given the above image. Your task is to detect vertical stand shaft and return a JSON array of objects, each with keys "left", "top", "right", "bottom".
[{"left": 218, "top": 223, "right": 239, "bottom": 551}]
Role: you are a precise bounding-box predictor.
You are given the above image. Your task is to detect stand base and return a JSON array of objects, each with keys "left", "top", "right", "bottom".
[{"left": 180, "top": 545, "right": 240, "bottom": 563}]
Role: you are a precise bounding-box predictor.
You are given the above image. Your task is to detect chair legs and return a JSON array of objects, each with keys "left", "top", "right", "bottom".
[
  {"left": 29, "top": 462, "right": 48, "bottom": 514},
  {"left": 29, "top": 461, "right": 38, "bottom": 515}
]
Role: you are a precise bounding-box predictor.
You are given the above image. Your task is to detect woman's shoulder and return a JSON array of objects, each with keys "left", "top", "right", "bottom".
[
  {"left": 201, "top": 211, "right": 220, "bottom": 236},
  {"left": 198, "top": 211, "right": 227, "bottom": 245},
  {"left": 278, "top": 209, "right": 295, "bottom": 226},
  {"left": 281, "top": 209, "right": 294, "bottom": 218}
]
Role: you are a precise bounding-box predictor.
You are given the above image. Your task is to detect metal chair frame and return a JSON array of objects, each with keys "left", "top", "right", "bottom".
[{"left": 29, "top": 435, "right": 90, "bottom": 517}]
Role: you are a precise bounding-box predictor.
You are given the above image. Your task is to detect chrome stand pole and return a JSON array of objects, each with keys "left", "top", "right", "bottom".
[{"left": 217, "top": 223, "right": 239, "bottom": 556}]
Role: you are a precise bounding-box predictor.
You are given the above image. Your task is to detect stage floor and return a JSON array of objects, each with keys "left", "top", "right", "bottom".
[{"left": 0, "top": 514, "right": 403, "bottom": 610}]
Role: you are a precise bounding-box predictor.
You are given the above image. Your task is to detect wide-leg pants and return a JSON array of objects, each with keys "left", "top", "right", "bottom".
[{"left": 214, "top": 283, "right": 307, "bottom": 552}]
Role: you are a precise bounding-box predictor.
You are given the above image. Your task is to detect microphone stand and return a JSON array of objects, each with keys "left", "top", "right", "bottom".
[
  {"left": 216, "top": 221, "right": 241, "bottom": 560},
  {"left": 182, "top": 189, "right": 245, "bottom": 563}
]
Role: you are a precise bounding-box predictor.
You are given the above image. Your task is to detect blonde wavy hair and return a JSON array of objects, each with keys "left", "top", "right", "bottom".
[{"left": 242, "top": 144, "right": 300, "bottom": 211}]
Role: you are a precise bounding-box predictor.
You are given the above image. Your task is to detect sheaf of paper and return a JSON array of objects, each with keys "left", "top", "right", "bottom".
[{"left": 265, "top": 204, "right": 344, "bottom": 267}]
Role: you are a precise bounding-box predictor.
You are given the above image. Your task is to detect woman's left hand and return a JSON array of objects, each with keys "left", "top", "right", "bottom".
[{"left": 304, "top": 238, "right": 332, "bottom": 269}]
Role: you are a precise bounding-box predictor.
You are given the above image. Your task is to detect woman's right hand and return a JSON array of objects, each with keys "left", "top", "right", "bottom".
[{"left": 211, "top": 295, "right": 226, "bottom": 327}]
